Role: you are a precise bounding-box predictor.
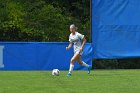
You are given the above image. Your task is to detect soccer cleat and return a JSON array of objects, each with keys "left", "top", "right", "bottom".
[
  {"left": 88, "top": 66, "right": 92, "bottom": 74},
  {"left": 67, "top": 73, "right": 72, "bottom": 76}
]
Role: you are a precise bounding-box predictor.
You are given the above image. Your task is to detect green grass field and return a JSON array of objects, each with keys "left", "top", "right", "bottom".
[{"left": 0, "top": 70, "right": 140, "bottom": 93}]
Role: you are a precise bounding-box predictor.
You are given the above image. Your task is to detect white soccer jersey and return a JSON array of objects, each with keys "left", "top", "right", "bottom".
[{"left": 69, "top": 32, "right": 84, "bottom": 54}]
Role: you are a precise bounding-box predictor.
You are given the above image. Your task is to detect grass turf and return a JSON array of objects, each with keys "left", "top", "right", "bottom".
[{"left": 0, "top": 70, "right": 140, "bottom": 93}]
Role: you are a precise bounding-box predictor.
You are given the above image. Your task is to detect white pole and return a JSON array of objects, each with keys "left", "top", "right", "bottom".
[{"left": 0, "top": 46, "right": 4, "bottom": 68}]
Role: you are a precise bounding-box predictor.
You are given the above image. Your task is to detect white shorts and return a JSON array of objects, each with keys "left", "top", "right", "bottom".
[{"left": 74, "top": 50, "right": 83, "bottom": 56}]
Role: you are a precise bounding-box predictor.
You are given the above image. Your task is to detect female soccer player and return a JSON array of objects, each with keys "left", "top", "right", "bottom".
[{"left": 66, "top": 24, "right": 91, "bottom": 76}]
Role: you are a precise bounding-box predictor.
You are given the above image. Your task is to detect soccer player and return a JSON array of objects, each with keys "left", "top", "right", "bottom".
[{"left": 66, "top": 24, "right": 92, "bottom": 76}]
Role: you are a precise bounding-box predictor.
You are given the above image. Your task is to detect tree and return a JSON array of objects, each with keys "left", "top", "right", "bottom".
[{"left": 0, "top": 0, "right": 91, "bottom": 42}]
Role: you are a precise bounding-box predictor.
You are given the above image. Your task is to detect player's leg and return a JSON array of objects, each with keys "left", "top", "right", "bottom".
[
  {"left": 77, "top": 55, "right": 90, "bottom": 68},
  {"left": 67, "top": 53, "right": 79, "bottom": 76},
  {"left": 77, "top": 55, "right": 92, "bottom": 74}
]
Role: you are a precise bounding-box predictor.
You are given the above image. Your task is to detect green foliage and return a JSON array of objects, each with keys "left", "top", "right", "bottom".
[
  {"left": 0, "top": 0, "right": 26, "bottom": 41},
  {"left": 0, "top": 0, "right": 90, "bottom": 42}
]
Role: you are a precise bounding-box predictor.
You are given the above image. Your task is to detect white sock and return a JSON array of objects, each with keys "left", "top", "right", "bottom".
[
  {"left": 82, "top": 61, "right": 90, "bottom": 68},
  {"left": 69, "top": 64, "right": 74, "bottom": 74}
]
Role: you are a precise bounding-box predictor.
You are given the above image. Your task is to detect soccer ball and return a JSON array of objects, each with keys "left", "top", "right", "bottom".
[{"left": 52, "top": 69, "right": 60, "bottom": 76}]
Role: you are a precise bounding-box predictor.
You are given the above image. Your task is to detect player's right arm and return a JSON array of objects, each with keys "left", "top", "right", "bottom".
[{"left": 66, "top": 42, "right": 72, "bottom": 50}]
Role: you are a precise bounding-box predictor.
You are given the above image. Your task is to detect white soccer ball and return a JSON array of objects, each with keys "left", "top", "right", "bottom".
[{"left": 52, "top": 69, "right": 60, "bottom": 76}]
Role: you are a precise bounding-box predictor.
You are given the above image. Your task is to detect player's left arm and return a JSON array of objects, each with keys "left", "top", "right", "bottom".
[{"left": 80, "top": 37, "right": 86, "bottom": 52}]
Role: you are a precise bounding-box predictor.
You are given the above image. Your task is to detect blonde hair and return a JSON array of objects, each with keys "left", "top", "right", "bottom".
[{"left": 70, "top": 24, "right": 78, "bottom": 31}]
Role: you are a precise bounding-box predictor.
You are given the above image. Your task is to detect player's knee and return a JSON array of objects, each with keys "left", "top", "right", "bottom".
[
  {"left": 71, "top": 58, "right": 75, "bottom": 64},
  {"left": 78, "top": 60, "right": 82, "bottom": 65}
]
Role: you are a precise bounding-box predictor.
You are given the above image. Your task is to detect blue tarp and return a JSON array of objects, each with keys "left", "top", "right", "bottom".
[
  {"left": 0, "top": 42, "right": 92, "bottom": 70},
  {"left": 92, "top": 0, "right": 140, "bottom": 58}
]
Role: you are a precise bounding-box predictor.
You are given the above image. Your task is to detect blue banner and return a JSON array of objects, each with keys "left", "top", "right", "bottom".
[
  {"left": 92, "top": 0, "right": 140, "bottom": 58},
  {"left": 0, "top": 42, "right": 92, "bottom": 70}
]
